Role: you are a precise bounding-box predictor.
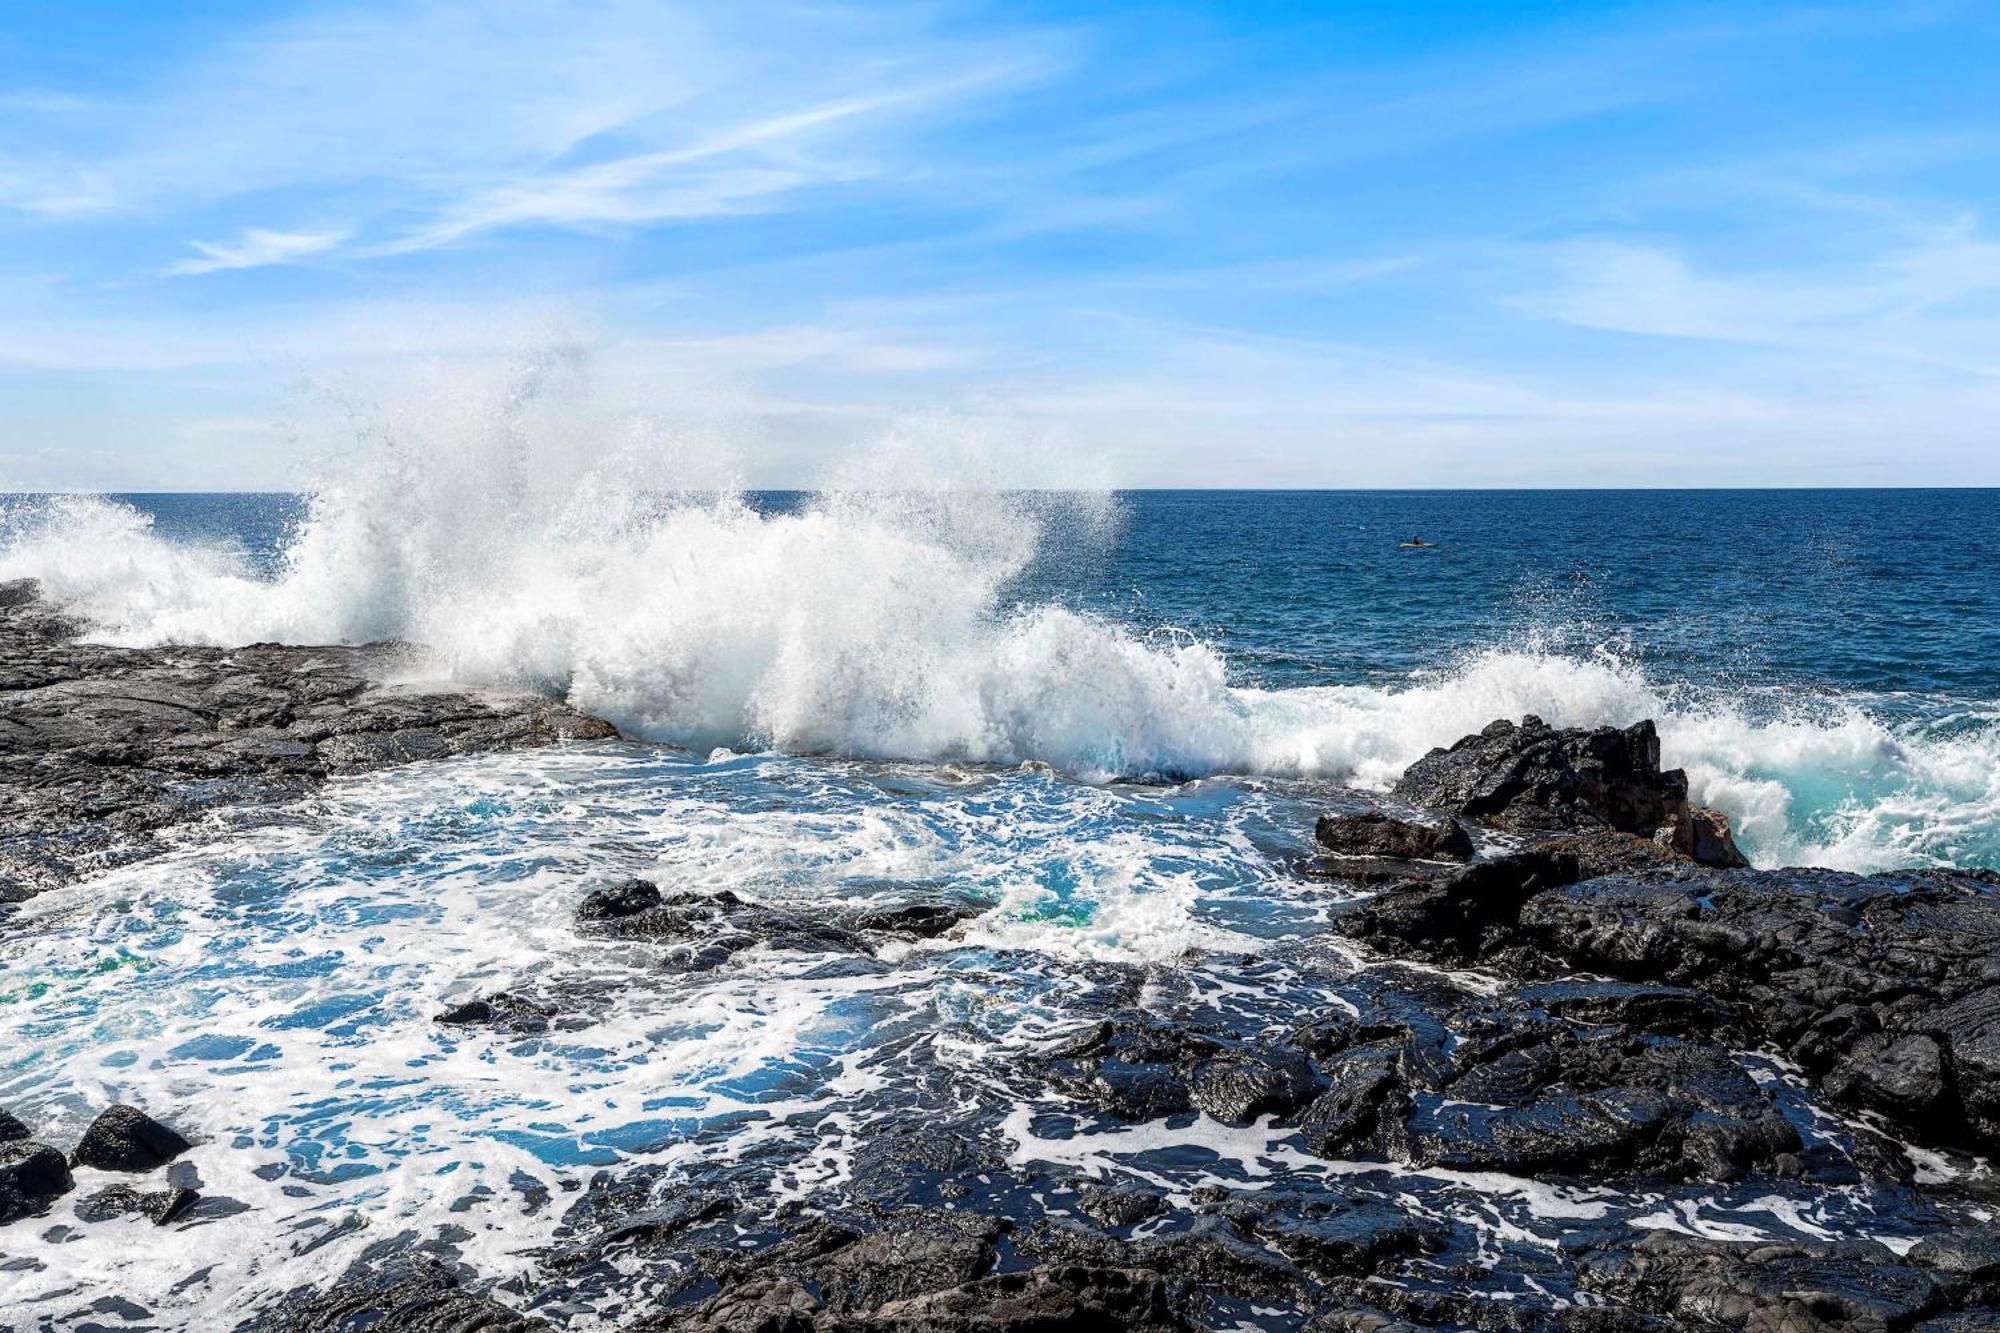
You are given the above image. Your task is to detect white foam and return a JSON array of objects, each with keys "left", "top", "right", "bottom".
[{"left": 4, "top": 387, "right": 1997, "bottom": 872}]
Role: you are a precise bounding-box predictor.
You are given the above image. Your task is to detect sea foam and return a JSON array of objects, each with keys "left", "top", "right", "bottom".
[{"left": 3, "top": 401, "right": 1996, "bottom": 874}]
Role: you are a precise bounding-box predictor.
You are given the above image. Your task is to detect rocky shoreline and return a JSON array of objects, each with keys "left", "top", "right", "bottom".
[
  {"left": 0, "top": 579, "right": 616, "bottom": 903},
  {"left": 4, "top": 588, "right": 1997, "bottom": 1331}
]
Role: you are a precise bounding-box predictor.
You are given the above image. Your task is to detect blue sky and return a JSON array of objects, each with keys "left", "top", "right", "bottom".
[{"left": 2, "top": 0, "right": 1998, "bottom": 488}]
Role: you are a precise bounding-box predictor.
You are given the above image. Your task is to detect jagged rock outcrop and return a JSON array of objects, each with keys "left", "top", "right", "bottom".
[
  {"left": 1392, "top": 715, "right": 1747, "bottom": 867},
  {"left": 1339, "top": 852, "right": 2000, "bottom": 1154}
]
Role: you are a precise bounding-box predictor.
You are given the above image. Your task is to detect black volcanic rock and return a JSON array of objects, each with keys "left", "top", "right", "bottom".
[
  {"left": 71, "top": 1105, "right": 191, "bottom": 1173},
  {"left": 0, "top": 1140, "right": 73, "bottom": 1224},
  {"left": 576, "top": 877, "right": 664, "bottom": 921},
  {"left": 1031, "top": 1014, "right": 1321, "bottom": 1125},
  {"left": 575, "top": 882, "right": 982, "bottom": 970},
  {"left": 0, "top": 1107, "right": 27, "bottom": 1142},
  {"left": 76, "top": 1182, "right": 200, "bottom": 1226},
  {"left": 0, "top": 580, "right": 618, "bottom": 901},
  {"left": 436, "top": 991, "right": 561, "bottom": 1035},
  {"left": 1578, "top": 1231, "right": 1953, "bottom": 1332},
  {"left": 1391, "top": 714, "right": 1747, "bottom": 867},
  {"left": 249, "top": 1258, "right": 548, "bottom": 1332},
  {"left": 1313, "top": 812, "right": 1473, "bottom": 863},
  {"left": 1339, "top": 856, "right": 2000, "bottom": 1155}
]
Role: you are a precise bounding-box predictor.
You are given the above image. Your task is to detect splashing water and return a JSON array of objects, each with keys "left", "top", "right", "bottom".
[{"left": 3, "top": 368, "right": 1998, "bottom": 872}]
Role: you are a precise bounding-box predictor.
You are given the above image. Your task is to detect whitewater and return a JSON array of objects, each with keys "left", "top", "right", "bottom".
[{"left": 2, "top": 460, "right": 1996, "bottom": 873}]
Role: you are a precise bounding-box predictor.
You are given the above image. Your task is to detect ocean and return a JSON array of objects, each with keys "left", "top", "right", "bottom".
[{"left": 2, "top": 481, "right": 1997, "bottom": 1326}]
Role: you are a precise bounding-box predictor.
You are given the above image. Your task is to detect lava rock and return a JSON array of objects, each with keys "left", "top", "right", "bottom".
[
  {"left": 1341, "top": 860, "right": 2000, "bottom": 1157},
  {"left": 1313, "top": 812, "right": 1473, "bottom": 863},
  {"left": 0, "top": 1140, "right": 74, "bottom": 1224},
  {"left": 71, "top": 1105, "right": 191, "bottom": 1173},
  {"left": 1294, "top": 1045, "right": 1410, "bottom": 1159},
  {"left": 851, "top": 901, "right": 981, "bottom": 939},
  {"left": 1391, "top": 715, "right": 1749, "bottom": 869},
  {"left": 1232, "top": 1198, "right": 1445, "bottom": 1279},
  {"left": 436, "top": 991, "right": 560, "bottom": 1035},
  {"left": 1334, "top": 849, "right": 1582, "bottom": 964},
  {"left": 1076, "top": 1183, "right": 1168, "bottom": 1229},
  {"left": 1580, "top": 1231, "right": 1949, "bottom": 1332},
  {"left": 576, "top": 877, "right": 664, "bottom": 921},
  {"left": 1910, "top": 1227, "right": 2000, "bottom": 1282},
  {"left": 1032, "top": 1015, "right": 1320, "bottom": 1125},
  {"left": 0, "top": 1107, "right": 27, "bottom": 1141},
  {"left": 1188, "top": 1047, "right": 1322, "bottom": 1124},
  {"left": 248, "top": 1258, "right": 548, "bottom": 1332},
  {"left": 1392, "top": 715, "right": 1688, "bottom": 837},
  {"left": 76, "top": 1183, "right": 200, "bottom": 1225},
  {"left": 857, "top": 1263, "right": 1192, "bottom": 1332},
  {"left": 0, "top": 582, "right": 618, "bottom": 900},
  {"left": 1825, "top": 1032, "right": 1954, "bottom": 1125}
]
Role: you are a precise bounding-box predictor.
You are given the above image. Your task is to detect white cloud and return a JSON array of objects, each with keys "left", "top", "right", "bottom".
[{"left": 168, "top": 227, "right": 349, "bottom": 276}]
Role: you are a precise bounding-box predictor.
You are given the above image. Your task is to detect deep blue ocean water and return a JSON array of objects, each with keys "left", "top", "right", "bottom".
[{"left": 96, "top": 487, "right": 2000, "bottom": 700}]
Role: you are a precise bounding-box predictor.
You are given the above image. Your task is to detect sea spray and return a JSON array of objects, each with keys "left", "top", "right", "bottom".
[{"left": 3, "top": 391, "right": 1999, "bottom": 871}]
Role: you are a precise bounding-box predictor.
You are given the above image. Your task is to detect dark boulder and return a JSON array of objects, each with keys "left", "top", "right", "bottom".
[
  {"left": 848, "top": 1265, "right": 1190, "bottom": 1332},
  {"left": 1076, "top": 1183, "right": 1168, "bottom": 1229},
  {"left": 0, "top": 1140, "right": 73, "bottom": 1224},
  {"left": 851, "top": 901, "right": 981, "bottom": 939},
  {"left": 576, "top": 877, "right": 664, "bottom": 921},
  {"left": 0, "top": 1107, "right": 27, "bottom": 1141},
  {"left": 1825, "top": 1032, "right": 1954, "bottom": 1125},
  {"left": 1334, "top": 849, "right": 1582, "bottom": 964},
  {"left": 1313, "top": 812, "right": 1473, "bottom": 863},
  {"left": 1188, "top": 1048, "right": 1322, "bottom": 1124},
  {"left": 71, "top": 1105, "right": 191, "bottom": 1173},
  {"left": 1910, "top": 1228, "right": 2000, "bottom": 1283},
  {"left": 1390, "top": 715, "right": 1747, "bottom": 867},
  {"left": 1393, "top": 715, "right": 1686, "bottom": 835},
  {"left": 1229, "top": 1198, "right": 1445, "bottom": 1279},
  {"left": 1579, "top": 1231, "right": 1951, "bottom": 1332},
  {"left": 76, "top": 1183, "right": 200, "bottom": 1225}
]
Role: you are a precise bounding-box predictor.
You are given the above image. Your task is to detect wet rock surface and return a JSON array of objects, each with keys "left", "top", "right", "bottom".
[
  {"left": 1392, "top": 714, "right": 1747, "bottom": 867},
  {"left": 573, "top": 879, "right": 983, "bottom": 969},
  {"left": 0, "top": 1140, "right": 73, "bottom": 1224},
  {"left": 1340, "top": 850, "right": 2000, "bottom": 1156},
  {"left": 0, "top": 579, "right": 617, "bottom": 900},
  {"left": 75, "top": 1182, "right": 201, "bottom": 1226},
  {"left": 71, "top": 1104, "right": 193, "bottom": 1173}
]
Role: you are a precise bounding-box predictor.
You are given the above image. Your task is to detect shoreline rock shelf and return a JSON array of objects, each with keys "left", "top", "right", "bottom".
[{"left": 0, "top": 579, "right": 617, "bottom": 901}]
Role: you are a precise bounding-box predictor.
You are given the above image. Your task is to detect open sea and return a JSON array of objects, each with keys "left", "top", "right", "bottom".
[{"left": 2, "top": 481, "right": 1997, "bottom": 1328}]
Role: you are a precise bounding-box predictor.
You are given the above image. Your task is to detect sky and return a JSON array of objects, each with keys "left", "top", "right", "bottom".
[{"left": 2, "top": 0, "right": 1998, "bottom": 489}]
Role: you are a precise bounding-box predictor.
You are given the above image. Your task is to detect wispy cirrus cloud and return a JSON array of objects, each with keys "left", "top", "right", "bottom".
[{"left": 168, "top": 227, "right": 350, "bottom": 276}]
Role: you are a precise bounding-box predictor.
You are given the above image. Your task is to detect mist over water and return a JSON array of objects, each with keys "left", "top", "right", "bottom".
[{"left": 3, "top": 365, "right": 1999, "bottom": 873}]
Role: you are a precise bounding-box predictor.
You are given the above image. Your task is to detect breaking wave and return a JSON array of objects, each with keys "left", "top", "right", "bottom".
[{"left": 3, "top": 384, "right": 1996, "bottom": 875}]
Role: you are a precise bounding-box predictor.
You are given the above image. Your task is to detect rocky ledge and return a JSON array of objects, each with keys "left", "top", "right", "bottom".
[
  {"left": 0, "top": 578, "right": 616, "bottom": 902},
  {"left": 1329, "top": 716, "right": 2000, "bottom": 1161}
]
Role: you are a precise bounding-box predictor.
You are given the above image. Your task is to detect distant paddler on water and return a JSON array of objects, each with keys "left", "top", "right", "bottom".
[{"left": 1399, "top": 536, "right": 1434, "bottom": 548}]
